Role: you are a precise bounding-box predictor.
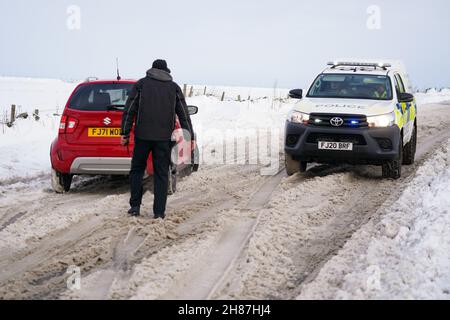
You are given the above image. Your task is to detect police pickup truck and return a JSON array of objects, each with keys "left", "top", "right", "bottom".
[{"left": 285, "top": 61, "right": 417, "bottom": 179}]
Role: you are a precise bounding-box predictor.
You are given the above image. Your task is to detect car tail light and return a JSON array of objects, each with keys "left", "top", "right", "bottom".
[
  {"left": 58, "top": 115, "right": 78, "bottom": 134},
  {"left": 59, "top": 115, "right": 67, "bottom": 134},
  {"left": 66, "top": 117, "right": 79, "bottom": 133}
]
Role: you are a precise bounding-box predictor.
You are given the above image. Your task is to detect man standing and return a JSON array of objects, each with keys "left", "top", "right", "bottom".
[{"left": 121, "top": 59, "right": 193, "bottom": 219}]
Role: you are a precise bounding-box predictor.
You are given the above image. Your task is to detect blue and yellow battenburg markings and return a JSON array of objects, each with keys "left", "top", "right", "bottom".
[{"left": 395, "top": 100, "right": 416, "bottom": 128}]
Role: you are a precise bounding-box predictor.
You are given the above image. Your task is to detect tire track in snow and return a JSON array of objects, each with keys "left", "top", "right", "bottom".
[
  {"left": 161, "top": 169, "right": 286, "bottom": 300},
  {"left": 213, "top": 103, "right": 450, "bottom": 299},
  {"left": 0, "top": 164, "right": 266, "bottom": 299}
]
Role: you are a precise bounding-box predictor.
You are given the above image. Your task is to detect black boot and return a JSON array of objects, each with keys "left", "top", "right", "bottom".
[{"left": 128, "top": 206, "right": 141, "bottom": 217}]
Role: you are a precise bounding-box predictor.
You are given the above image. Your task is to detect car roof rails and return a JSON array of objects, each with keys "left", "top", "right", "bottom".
[{"left": 327, "top": 61, "right": 392, "bottom": 70}]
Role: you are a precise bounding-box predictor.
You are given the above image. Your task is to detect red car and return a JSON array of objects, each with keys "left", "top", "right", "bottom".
[{"left": 50, "top": 78, "right": 198, "bottom": 193}]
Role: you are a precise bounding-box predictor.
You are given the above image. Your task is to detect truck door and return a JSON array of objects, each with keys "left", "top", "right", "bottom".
[{"left": 394, "top": 73, "right": 413, "bottom": 144}]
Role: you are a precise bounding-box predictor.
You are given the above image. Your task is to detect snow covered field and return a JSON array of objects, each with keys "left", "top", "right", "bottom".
[{"left": 1, "top": 77, "right": 450, "bottom": 300}]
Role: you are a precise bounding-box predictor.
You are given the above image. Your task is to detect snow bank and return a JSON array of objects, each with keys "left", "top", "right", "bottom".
[
  {"left": 416, "top": 88, "right": 450, "bottom": 105},
  {"left": 0, "top": 115, "right": 60, "bottom": 182},
  {"left": 0, "top": 77, "right": 77, "bottom": 181},
  {"left": 299, "top": 140, "right": 450, "bottom": 300},
  {"left": 0, "top": 77, "right": 77, "bottom": 115},
  {"left": 186, "top": 84, "right": 289, "bottom": 102}
]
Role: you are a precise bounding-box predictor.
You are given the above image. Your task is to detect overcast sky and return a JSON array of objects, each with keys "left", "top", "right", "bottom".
[{"left": 1, "top": 0, "right": 449, "bottom": 89}]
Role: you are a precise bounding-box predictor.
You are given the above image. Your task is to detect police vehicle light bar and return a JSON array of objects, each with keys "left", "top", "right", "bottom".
[{"left": 327, "top": 61, "right": 392, "bottom": 70}]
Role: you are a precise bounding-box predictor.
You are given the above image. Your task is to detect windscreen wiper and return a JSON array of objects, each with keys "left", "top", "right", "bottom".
[{"left": 106, "top": 105, "right": 125, "bottom": 111}]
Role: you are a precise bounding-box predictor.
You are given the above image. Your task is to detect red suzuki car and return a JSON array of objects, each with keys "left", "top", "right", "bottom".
[{"left": 50, "top": 78, "right": 198, "bottom": 193}]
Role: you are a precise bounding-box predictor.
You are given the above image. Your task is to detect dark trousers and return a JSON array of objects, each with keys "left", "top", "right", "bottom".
[{"left": 130, "top": 137, "right": 171, "bottom": 216}]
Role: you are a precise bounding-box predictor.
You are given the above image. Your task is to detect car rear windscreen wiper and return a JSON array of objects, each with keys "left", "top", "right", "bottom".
[{"left": 106, "top": 105, "right": 125, "bottom": 111}]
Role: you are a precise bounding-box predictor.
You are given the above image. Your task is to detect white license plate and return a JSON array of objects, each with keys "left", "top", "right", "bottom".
[{"left": 318, "top": 141, "right": 353, "bottom": 151}]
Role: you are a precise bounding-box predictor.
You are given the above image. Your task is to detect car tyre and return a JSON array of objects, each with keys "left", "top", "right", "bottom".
[{"left": 51, "top": 169, "right": 73, "bottom": 193}]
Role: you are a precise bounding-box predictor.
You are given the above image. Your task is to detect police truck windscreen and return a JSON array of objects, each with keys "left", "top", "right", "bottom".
[{"left": 307, "top": 74, "right": 393, "bottom": 101}]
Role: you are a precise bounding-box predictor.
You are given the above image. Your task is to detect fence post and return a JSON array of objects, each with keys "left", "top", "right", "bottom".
[
  {"left": 221, "top": 92, "right": 225, "bottom": 101},
  {"left": 183, "top": 84, "right": 187, "bottom": 97},
  {"left": 10, "top": 104, "right": 16, "bottom": 124},
  {"left": 189, "top": 86, "right": 194, "bottom": 98},
  {"left": 204, "top": 86, "right": 207, "bottom": 95},
  {"left": 33, "top": 109, "right": 40, "bottom": 121}
]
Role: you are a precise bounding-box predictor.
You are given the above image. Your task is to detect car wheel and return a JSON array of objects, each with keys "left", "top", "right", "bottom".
[
  {"left": 51, "top": 169, "right": 73, "bottom": 193},
  {"left": 167, "top": 167, "right": 177, "bottom": 195},
  {"left": 382, "top": 136, "right": 403, "bottom": 179},
  {"left": 285, "top": 153, "right": 300, "bottom": 176},
  {"left": 192, "top": 147, "right": 200, "bottom": 172},
  {"left": 402, "top": 124, "right": 417, "bottom": 165}
]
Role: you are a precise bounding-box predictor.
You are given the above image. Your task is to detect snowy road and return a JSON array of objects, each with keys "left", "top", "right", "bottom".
[{"left": 0, "top": 103, "right": 449, "bottom": 299}]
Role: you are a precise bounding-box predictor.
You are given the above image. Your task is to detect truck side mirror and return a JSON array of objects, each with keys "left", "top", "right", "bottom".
[
  {"left": 289, "top": 89, "right": 303, "bottom": 99},
  {"left": 398, "top": 92, "right": 414, "bottom": 103}
]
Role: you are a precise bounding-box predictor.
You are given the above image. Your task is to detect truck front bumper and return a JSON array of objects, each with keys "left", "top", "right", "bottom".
[{"left": 284, "top": 121, "right": 401, "bottom": 165}]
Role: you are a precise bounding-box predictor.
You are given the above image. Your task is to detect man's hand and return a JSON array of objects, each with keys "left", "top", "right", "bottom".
[{"left": 121, "top": 136, "right": 130, "bottom": 146}]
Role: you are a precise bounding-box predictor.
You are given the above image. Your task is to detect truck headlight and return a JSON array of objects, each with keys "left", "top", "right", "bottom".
[
  {"left": 367, "top": 112, "right": 396, "bottom": 128},
  {"left": 288, "top": 111, "right": 310, "bottom": 124}
]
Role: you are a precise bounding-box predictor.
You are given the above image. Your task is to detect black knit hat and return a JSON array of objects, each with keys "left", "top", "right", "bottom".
[{"left": 152, "top": 59, "right": 171, "bottom": 73}]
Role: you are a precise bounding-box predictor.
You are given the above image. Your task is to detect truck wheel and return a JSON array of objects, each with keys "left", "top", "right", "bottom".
[
  {"left": 51, "top": 169, "right": 73, "bottom": 193},
  {"left": 167, "top": 167, "right": 177, "bottom": 195},
  {"left": 299, "top": 161, "right": 308, "bottom": 173},
  {"left": 403, "top": 124, "right": 417, "bottom": 165},
  {"left": 382, "top": 137, "right": 403, "bottom": 179},
  {"left": 285, "top": 153, "right": 300, "bottom": 176}
]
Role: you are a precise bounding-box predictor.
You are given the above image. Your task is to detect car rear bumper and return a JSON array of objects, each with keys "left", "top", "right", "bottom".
[
  {"left": 50, "top": 137, "right": 143, "bottom": 175},
  {"left": 70, "top": 157, "right": 132, "bottom": 175},
  {"left": 284, "top": 121, "right": 401, "bottom": 165}
]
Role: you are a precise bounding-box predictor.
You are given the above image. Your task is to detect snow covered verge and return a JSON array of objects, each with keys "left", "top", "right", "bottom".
[
  {"left": 416, "top": 89, "right": 450, "bottom": 105},
  {"left": 298, "top": 140, "right": 450, "bottom": 300},
  {"left": 0, "top": 77, "right": 78, "bottom": 183}
]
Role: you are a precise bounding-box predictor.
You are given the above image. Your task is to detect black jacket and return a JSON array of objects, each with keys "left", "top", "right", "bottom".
[{"left": 121, "top": 68, "right": 194, "bottom": 141}]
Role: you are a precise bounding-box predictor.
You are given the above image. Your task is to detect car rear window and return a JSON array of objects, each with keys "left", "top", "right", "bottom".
[{"left": 68, "top": 83, "right": 134, "bottom": 111}]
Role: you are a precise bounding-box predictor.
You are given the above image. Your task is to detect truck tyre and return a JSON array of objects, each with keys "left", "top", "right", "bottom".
[
  {"left": 403, "top": 123, "right": 417, "bottom": 165},
  {"left": 382, "top": 136, "right": 403, "bottom": 179},
  {"left": 51, "top": 169, "right": 73, "bottom": 193},
  {"left": 286, "top": 153, "right": 300, "bottom": 176},
  {"left": 299, "top": 161, "right": 308, "bottom": 173}
]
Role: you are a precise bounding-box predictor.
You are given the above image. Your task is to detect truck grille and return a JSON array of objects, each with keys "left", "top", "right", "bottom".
[
  {"left": 306, "top": 133, "right": 367, "bottom": 145},
  {"left": 308, "top": 113, "right": 368, "bottom": 128}
]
